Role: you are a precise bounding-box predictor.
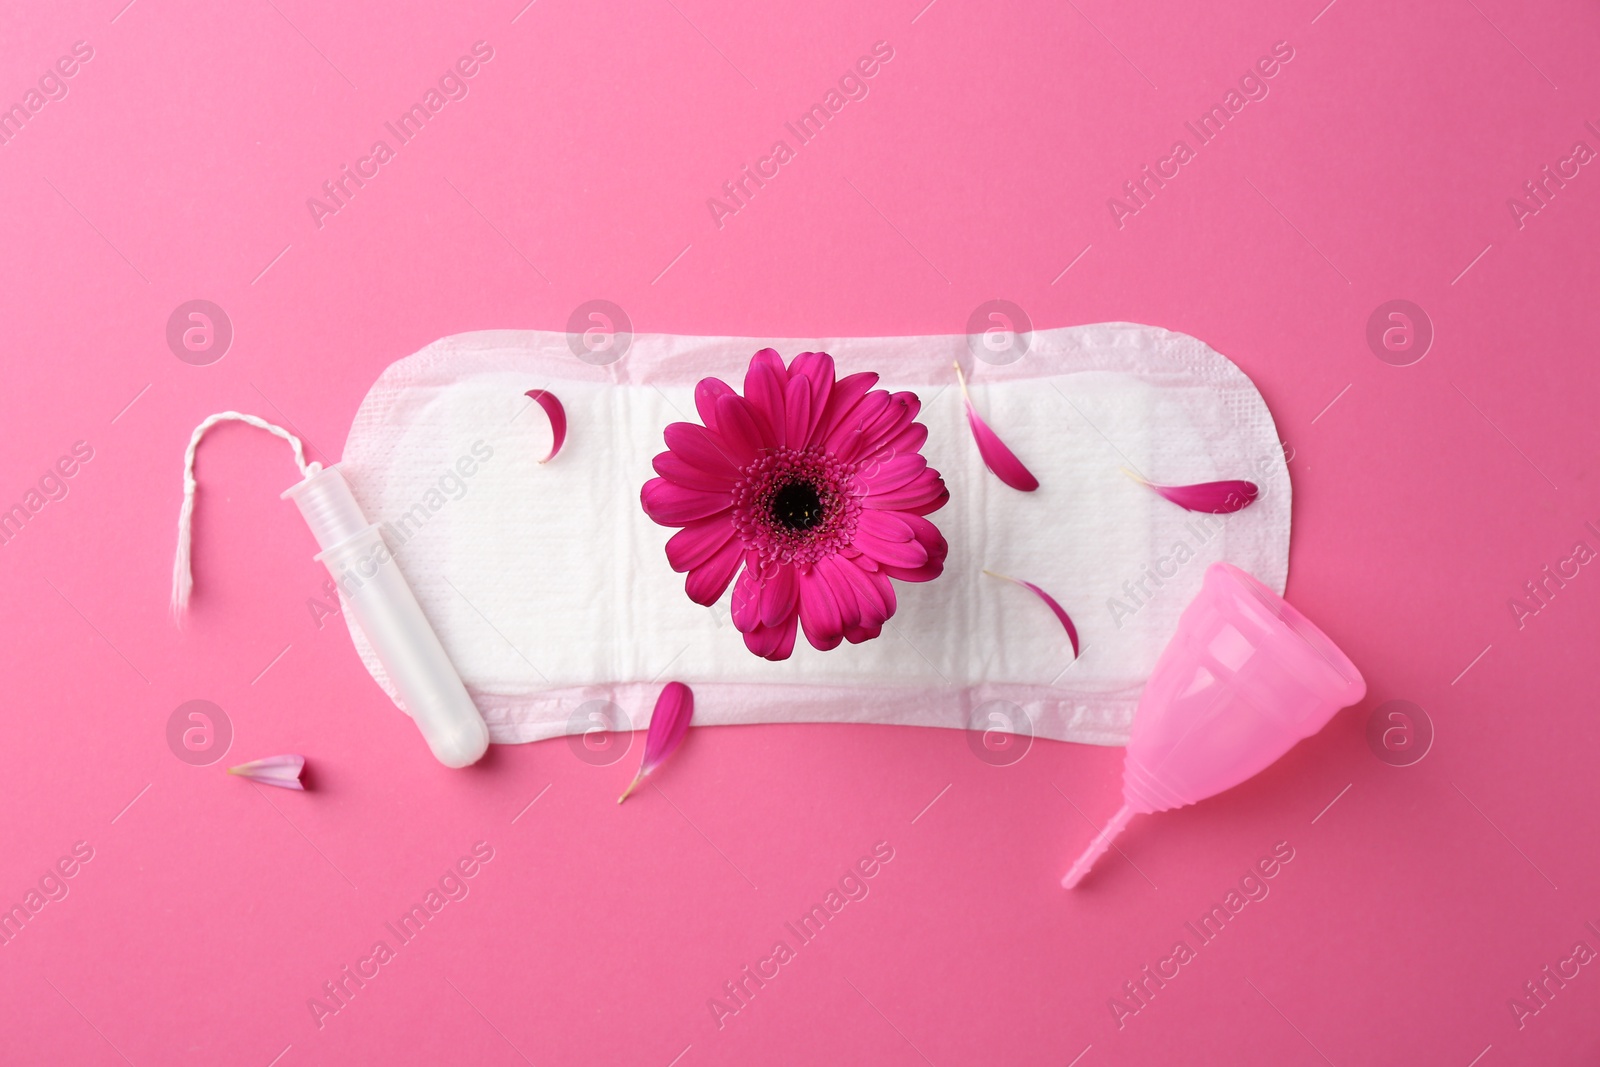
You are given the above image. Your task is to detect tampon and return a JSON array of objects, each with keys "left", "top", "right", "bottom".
[{"left": 283, "top": 465, "right": 489, "bottom": 768}]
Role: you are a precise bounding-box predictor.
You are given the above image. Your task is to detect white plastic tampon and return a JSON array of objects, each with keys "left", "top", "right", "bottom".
[{"left": 280, "top": 466, "right": 489, "bottom": 768}]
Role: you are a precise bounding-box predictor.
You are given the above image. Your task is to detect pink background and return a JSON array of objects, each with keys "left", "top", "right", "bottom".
[{"left": 1, "top": 0, "right": 1597, "bottom": 1063}]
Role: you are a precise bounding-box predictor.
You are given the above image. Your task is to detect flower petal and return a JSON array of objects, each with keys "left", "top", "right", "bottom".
[
  {"left": 813, "top": 371, "right": 880, "bottom": 449},
  {"left": 758, "top": 563, "right": 800, "bottom": 628},
  {"left": 228, "top": 754, "right": 306, "bottom": 790},
  {"left": 663, "top": 422, "right": 742, "bottom": 479},
  {"left": 524, "top": 390, "right": 566, "bottom": 463},
  {"left": 1124, "top": 469, "right": 1259, "bottom": 514},
  {"left": 784, "top": 375, "right": 816, "bottom": 448},
  {"left": 665, "top": 517, "right": 737, "bottom": 572},
  {"left": 864, "top": 470, "right": 948, "bottom": 514},
  {"left": 788, "top": 351, "right": 836, "bottom": 418},
  {"left": 653, "top": 450, "right": 736, "bottom": 493},
  {"left": 684, "top": 538, "right": 746, "bottom": 605},
  {"left": 858, "top": 452, "right": 926, "bottom": 492},
  {"left": 730, "top": 560, "right": 762, "bottom": 630},
  {"left": 857, "top": 509, "right": 914, "bottom": 543},
  {"left": 849, "top": 392, "right": 919, "bottom": 460},
  {"left": 695, "top": 377, "right": 735, "bottom": 431},
  {"left": 823, "top": 388, "right": 892, "bottom": 456},
  {"left": 641, "top": 478, "right": 733, "bottom": 525},
  {"left": 819, "top": 555, "right": 888, "bottom": 627},
  {"left": 744, "top": 614, "right": 800, "bottom": 660},
  {"left": 884, "top": 421, "right": 928, "bottom": 456},
  {"left": 987, "top": 570, "right": 1079, "bottom": 658},
  {"left": 744, "top": 349, "right": 789, "bottom": 445},
  {"left": 955, "top": 363, "right": 1039, "bottom": 492},
  {"left": 618, "top": 681, "right": 694, "bottom": 803},
  {"left": 852, "top": 524, "right": 930, "bottom": 570},
  {"left": 712, "top": 393, "right": 768, "bottom": 467},
  {"left": 797, "top": 569, "right": 845, "bottom": 651}
]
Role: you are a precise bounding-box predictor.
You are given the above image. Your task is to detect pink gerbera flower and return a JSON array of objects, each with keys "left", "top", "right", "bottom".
[{"left": 641, "top": 349, "right": 949, "bottom": 661}]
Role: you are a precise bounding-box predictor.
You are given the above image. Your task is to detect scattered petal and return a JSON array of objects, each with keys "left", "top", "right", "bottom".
[
  {"left": 618, "top": 682, "right": 694, "bottom": 803},
  {"left": 1122, "top": 468, "right": 1258, "bottom": 514},
  {"left": 228, "top": 754, "right": 306, "bottom": 790},
  {"left": 986, "top": 570, "right": 1079, "bottom": 658},
  {"left": 954, "top": 363, "right": 1039, "bottom": 492},
  {"left": 524, "top": 389, "right": 567, "bottom": 463}
]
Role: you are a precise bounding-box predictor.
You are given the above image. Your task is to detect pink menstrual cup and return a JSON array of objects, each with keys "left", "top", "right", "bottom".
[{"left": 1063, "top": 563, "right": 1366, "bottom": 889}]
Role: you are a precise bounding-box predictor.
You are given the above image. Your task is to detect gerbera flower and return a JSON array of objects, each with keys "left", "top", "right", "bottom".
[{"left": 641, "top": 349, "right": 949, "bottom": 661}]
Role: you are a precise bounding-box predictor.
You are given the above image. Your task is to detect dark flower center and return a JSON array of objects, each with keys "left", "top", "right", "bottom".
[{"left": 770, "top": 481, "right": 825, "bottom": 531}]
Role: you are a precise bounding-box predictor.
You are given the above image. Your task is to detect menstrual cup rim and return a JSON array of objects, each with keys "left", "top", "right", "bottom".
[{"left": 1209, "top": 563, "right": 1365, "bottom": 705}]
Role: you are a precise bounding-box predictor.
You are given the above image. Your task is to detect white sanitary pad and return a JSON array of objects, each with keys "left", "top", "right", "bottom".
[{"left": 337, "top": 323, "right": 1289, "bottom": 747}]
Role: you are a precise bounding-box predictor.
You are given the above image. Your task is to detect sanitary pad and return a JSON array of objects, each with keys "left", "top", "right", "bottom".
[{"left": 337, "top": 323, "right": 1290, "bottom": 747}]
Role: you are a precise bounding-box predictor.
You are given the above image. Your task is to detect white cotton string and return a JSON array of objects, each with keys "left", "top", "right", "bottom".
[{"left": 172, "top": 412, "right": 321, "bottom": 621}]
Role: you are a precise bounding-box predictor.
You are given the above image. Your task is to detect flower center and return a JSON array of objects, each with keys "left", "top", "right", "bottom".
[
  {"left": 770, "top": 481, "right": 824, "bottom": 531},
  {"left": 731, "top": 446, "right": 862, "bottom": 566}
]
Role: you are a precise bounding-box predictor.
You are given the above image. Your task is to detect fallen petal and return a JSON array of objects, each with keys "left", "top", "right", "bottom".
[
  {"left": 228, "top": 754, "right": 306, "bottom": 790},
  {"left": 1122, "top": 468, "right": 1258, "bottom": 514},
  {"left": 955, "top": 363, "right": 1039, "bottom": 492},
  {"left": 986, "top": 571, "right": 1079, "bottom": 658},
  {"left": 524, "top": 389, "right": 567, "bottom": 463},
  {"left": 618, "top": 682, "right": 695, "bottom": 803}
]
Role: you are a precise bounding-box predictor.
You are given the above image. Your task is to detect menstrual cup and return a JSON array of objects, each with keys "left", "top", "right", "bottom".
[{"left": 1063, "top": 563, "right": 1365, "bottom": 888}]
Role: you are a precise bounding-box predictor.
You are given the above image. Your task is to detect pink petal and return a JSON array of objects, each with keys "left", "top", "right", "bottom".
[
  {"left": 857, "top": 509, "right": 914, "bottom": 543},
  {"left": 712, "top": 394, "right": 768, "bottom": 466},
  {"left": 813, "top": 371, "right": 880, "bottom": 449},
  {"left": 797, "top": 570, "right": 846, "bottom": 651},
  {"left": 784, "top": 375, "right": 816, "bottom": 447},
  {"left": 955, "top": 363, "right": 1039, "bottom": 492},
  {"left": 228, "top": 754, "right": 306, "bottom": 790},
  {"left": 787, "top": 351, "right": 836, "bottom": 420},
  {"left": 662, "top": 422, "right": 742, "bottom": 479},
  {"left": 848, "top": 392, "right": 919, "bottom": 460},
  {"left": 653, "top": 451, "right": 736, "bottom": 493},
  {"left": 641, "top": 478, "right": 732, "bottom": 524},
  {"left": 744, "top": 614, "right": 800, "bottom": 660},
  {"left": 695, "top": 377, "right": 735, "bottom": 430},
  {"left": 858, "top": 452, "right": 926, "bottom": 492},
  {"left": 684, "top": 539, "right": 746, "bottom": 605},
  {"left": 744, "top": 349, "right": 789, "bottom": 445},
  {"left": 759, "top": 563, "right": 800, "bottom": 628},
  {"left": 665, "top": 517, "right": 736, "bottom": 572},
  {"left": 874, "top": 514, "right": 947, "bottom": 582},
  {"left": 863, "top": 470, "right": 947, "bottom": 513},
  {"left": 822, "top": 388, "right": 892, "bottom": 456},
  {"left": 730, "top": 562, "right": 763, "bottom": 630},
  {"left": 618, "top": 682, "right": 695, "bottom": 803},
  {"left": 1123, "top": 469, "right": 1259, "bottom": 514},
  {"left": 524, "top": 390, "right": 566, "bottom": 463},
  {"left": 987, "top": 571, "right": 1079, "bottom": 658},
  {"left": 822, "top": 554, "right": 889, "bottom": 624},
  {"left": 884, "top": 421, "right": 928, "bottom": 456}
]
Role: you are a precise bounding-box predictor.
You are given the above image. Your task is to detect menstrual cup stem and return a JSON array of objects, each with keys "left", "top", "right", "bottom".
[{"left": 1062, "top": 804, "right": 1134, "bottom": 889}]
